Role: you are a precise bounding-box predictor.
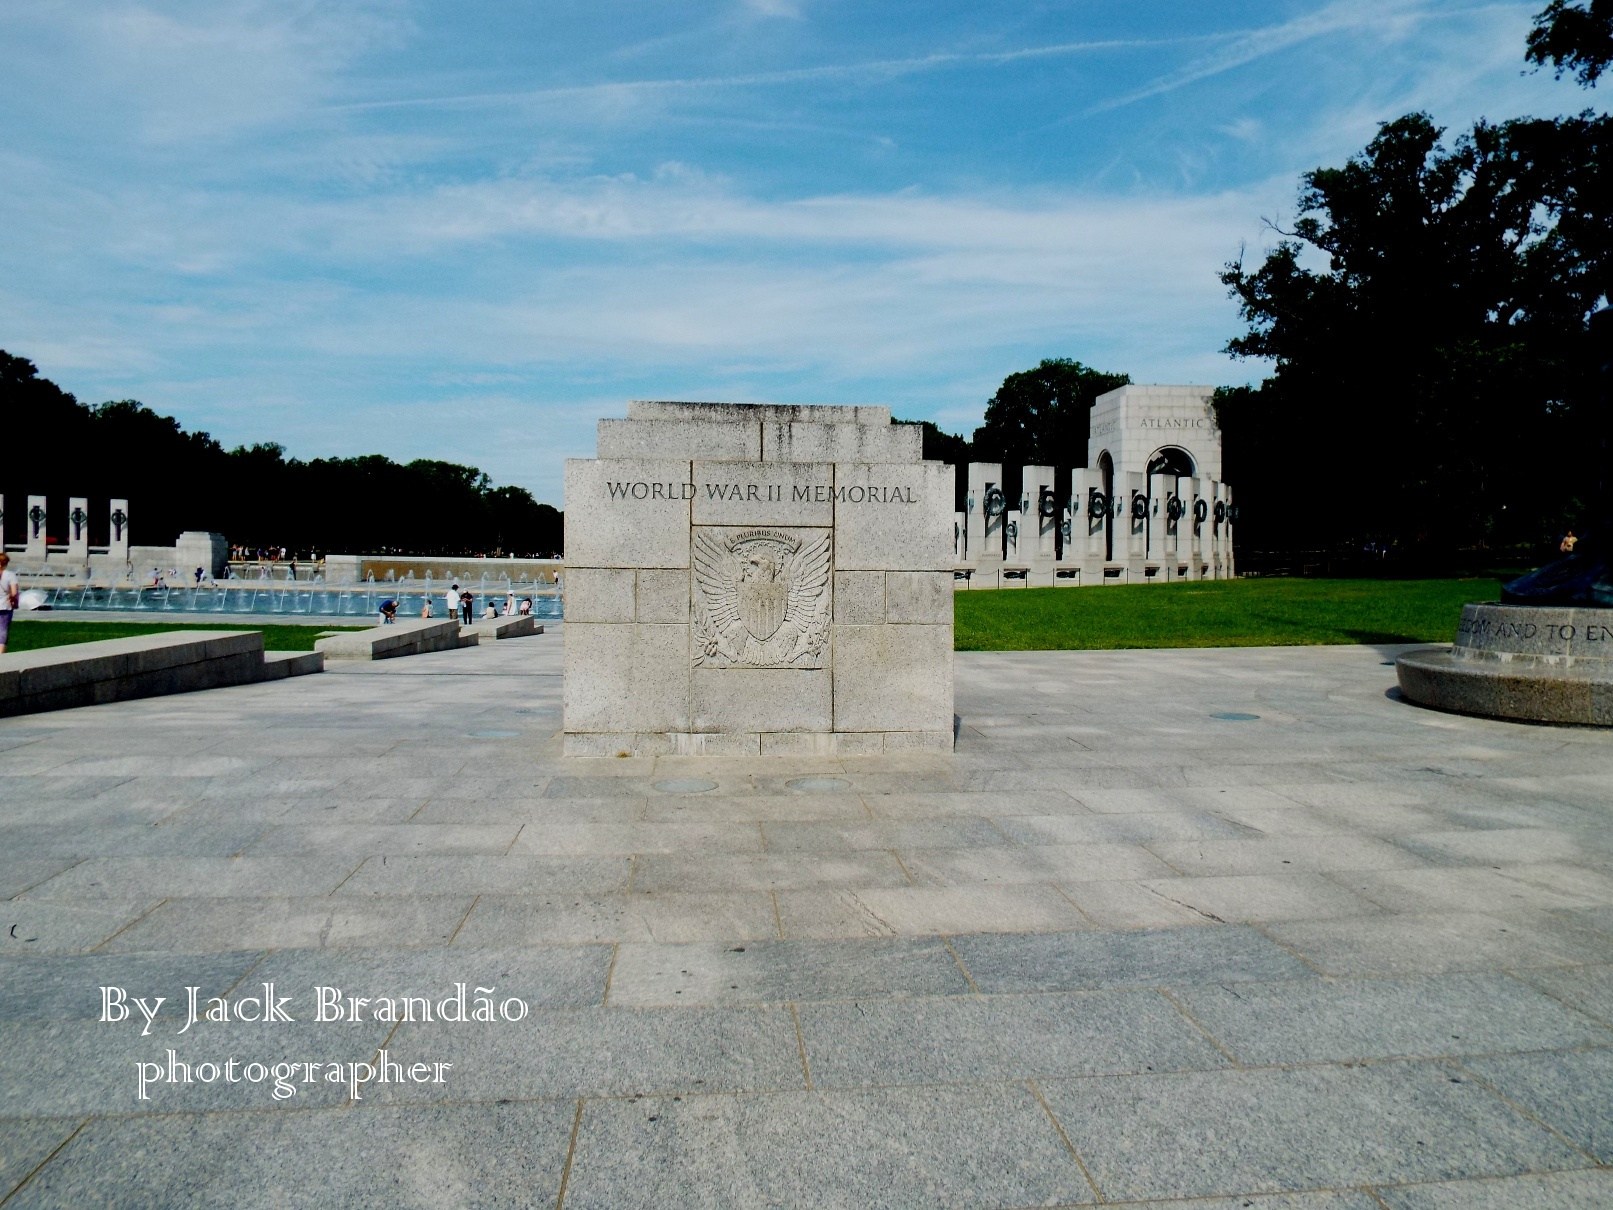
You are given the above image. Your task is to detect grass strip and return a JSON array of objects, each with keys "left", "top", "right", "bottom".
[
  {"left": 7, "top": 621, "right": 368, "bottom": 653},
  {"left": 953, "top": 577, "right": 1500, "bottom": 651}
]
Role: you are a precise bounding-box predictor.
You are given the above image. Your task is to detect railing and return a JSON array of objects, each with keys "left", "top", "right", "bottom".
[{"left": 25, "top": 582, "right": 563, "bottom": 619}]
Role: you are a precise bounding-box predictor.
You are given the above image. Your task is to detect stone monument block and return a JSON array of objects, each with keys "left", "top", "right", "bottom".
[
  {"left": 67, "top": 497, "right": 90, "bottom": 562},
  {"left": 25, "top": 495, "right": 46, "bottom": 558},
  {"left": 563, "top": 402, "right": 954, "bottom": 756},
  {"left": 108, "top": 499, "right": 130, "bottom": 562}
]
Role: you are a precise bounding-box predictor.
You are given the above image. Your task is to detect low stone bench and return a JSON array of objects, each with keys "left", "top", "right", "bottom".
[
  {"left": 468, "top": 616, "right": 544, "bottom": 640},
  {"left": 315, "top": 618, "right": 468, "bottom": 661},
  {"left": 263, "top": 650, "right": 324, "bottom": 679},
  {"left": 0, "top": 631, "right": 321, "bottom": 718}
]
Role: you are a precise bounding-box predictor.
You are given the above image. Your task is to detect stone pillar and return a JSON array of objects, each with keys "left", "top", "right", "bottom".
[
  {"left": 954, "top": 510, "right": 965, "bottom": 562},
  {"left": 1146, "top": 472, "right": 1170, "bottom": 581},
  {"left": 1023, "top": 465, "right": 1057, "bottom": 588},
  {"left": 1003, "top": 501, "right": 1021, "bottom": 564},
  {"left": 1222, "top": 483, "right": 1235, "bottom": 578},
  {"left": 109, "top": 499, "right": 130, "bottom": 565},
  {"left": 1209, "top": 480, "right": 1226, "bottom": 579},
  {"left": 1185, "top": 478, "right": 1205, "bottom": 580},
  {"left": 1165, "top": 478, "right": 1184, "bottom": 582},
  {"left": 1124, "top": 472, "right": 1147, "bottom": 580},
  {"left": 1069, "top": 469, "right": 1099, "bottom": 583},
  {"left": 67, "top": 497, "right": 90, "bottom": 564},
  {"left": 1056, "top": 471, "right": 1081, "bottom": 587},
  {"left": 966, "top": 462, "right": 1004, "bottom": 588},
  {"left": 24, "top": 495, "right": 46, "bottom": 559}
]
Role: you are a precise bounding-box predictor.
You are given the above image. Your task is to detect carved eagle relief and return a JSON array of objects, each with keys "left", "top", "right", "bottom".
[{"left": 692, "top": 528, "right": 832, "bottom": 668}]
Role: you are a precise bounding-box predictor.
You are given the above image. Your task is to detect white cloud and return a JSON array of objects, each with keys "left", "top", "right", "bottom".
[
  {"left": 0, "top": 0, "right": 1580, "bottom": 504},
  {"left": 1086, "top": 0, "right": 1439, "bottom": 113},
  {"left": 0, "top": 0, "right": 411, "bottom": 142}
]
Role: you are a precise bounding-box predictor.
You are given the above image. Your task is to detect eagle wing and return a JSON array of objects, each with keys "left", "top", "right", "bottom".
[
  {"left": 692, "top": 531, "right": 744, "bottom": 664},
  {"left": 781, "top": 532, "right": 832, "bottom": 663},
  {"left": 693, "top": 531, "right": 743, "bottom": 631}
]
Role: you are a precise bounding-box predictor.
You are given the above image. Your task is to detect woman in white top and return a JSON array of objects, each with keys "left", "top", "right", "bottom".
[{"left": 0, "top": 553, "right": 18, "bottom": 653}]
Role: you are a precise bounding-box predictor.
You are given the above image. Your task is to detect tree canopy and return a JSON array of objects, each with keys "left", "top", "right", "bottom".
[
  {"left": 900, "top": 358, "right": 1130, "bottom": 510},
  {"left": 1527, "top": 0, "right": 1613, "bottom": 87},
  {"left": 1, "top": 351, "right": 562, "bottom": 556},
  {"left": 1217, "top": 70, "right": 1608, "bottom": 563},
  {"left": 969, "top": 359, "right": 1130, "bottom": 470}
]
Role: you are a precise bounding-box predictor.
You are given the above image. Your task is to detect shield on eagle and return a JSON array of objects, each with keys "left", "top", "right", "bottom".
[{"left": 736, "top": 552, "right": 788, "bottom": 640}]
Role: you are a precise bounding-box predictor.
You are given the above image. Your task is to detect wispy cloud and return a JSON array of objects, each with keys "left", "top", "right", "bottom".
[
  {"left": 1086, "top": 0, "right": 1454, "bottom": 113},
  {"left": 332, "top": 35, "right": 1192, "bottom": 113}
]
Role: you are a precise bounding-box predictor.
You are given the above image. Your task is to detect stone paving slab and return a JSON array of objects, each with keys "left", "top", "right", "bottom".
[
  {"left": 1262, "top": 909, "right": 1613, "bottom": 975},
  {"left": 452, "top": 890, "right": 781, "bottom": 945},
  {"left": 2, "top": 636, "right": 1612, "bottom": 1204},
  {"left": 1461, "top": 1047, "right": 1613, "bottom": 1163},
  {"left": 1040, "top": 1062, "right": 1590, "bottom": 1202},
  {"left": 1517, "top": 963, "right": 1613, "bottom": 1025},
  {"left": 0, "top": 952, "right": 265, "bottom": 1021},
  {"left": 561, "top": 1084, "right": 1096, "bottom": 1209},
  {"left": 0, "top": 1117, "right": 84, "bottom": 1204},
  {"left": 607, "top": 937, "right": 973, "bottom": 1006},
  {"left": 98, "top": 894, "right": 478, "bottom": 953},
  {"left": 1170, "top": 973, "right": 1613, "bottom": 1064},
  {"left": 1375, "top": 1168, "right": 1613, "bottom": 1208},
  {"left": 248, "top": 945, "right": 615, "bottom": 1011},
  {"left": 373, "top": 1004, "right": 806, "bottom": 1102},
  {"left": 796, "top": 988, "right": 1230, "bottom": 1086},
  {"left": 5, "top": 1102, "right": 575, "bottom": 1208},
  {"left": 949, "top": 925, "right": 1316, "bottom": 992},
  {"left": 775, "top": 883, "right": 1091, "bottom": 938}
]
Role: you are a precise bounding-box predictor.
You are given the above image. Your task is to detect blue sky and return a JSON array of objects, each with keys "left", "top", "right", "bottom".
[{"left": 0, "top": 1, "right": 1590, "bottom": 503}]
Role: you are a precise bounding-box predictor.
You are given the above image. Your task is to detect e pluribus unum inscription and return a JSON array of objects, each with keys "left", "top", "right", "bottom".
[{"left": 692, "top": 528, "right": 831, "bottom": 669}]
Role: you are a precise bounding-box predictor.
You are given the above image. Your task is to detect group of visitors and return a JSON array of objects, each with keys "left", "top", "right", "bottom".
[
  {"left": 232, "top": 546, "right": 299, "bottom": 562},
  {"left": 378, "top": 584, "right": 534, "bottom": 625}
]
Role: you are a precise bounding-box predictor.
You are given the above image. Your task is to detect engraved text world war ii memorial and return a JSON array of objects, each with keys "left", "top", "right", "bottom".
[{"left": 562, "top": 401, "right": 955, "bottom": 756}]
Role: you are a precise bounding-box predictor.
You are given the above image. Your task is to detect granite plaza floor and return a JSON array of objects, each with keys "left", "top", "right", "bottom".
[{"left": 3, "top": 627, "right": 1613, "bottom": 1208}]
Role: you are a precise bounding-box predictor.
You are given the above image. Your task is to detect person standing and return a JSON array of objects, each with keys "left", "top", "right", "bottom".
[
  {"left": 446, "top": 583, "right": 460, "bottom": 622},
  {"left": 460, "top": 590, "right": 473, "bottom": 625},
  {"left": 0, "top": 553, "right": 17, "bottom": 654}
]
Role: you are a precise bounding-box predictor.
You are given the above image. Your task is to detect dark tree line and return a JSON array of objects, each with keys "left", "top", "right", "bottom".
[
  {"left": 1, "top": 352, "right": 562, "bottom": 556},
  {"left": 1216, "top": 1, "right": 1610, "bottom": 568}
]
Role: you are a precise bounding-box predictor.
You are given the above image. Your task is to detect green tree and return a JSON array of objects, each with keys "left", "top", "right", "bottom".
[
  {"left": 970, "top": 358, "right": 1130, "bottom": 470},
  {"left": 2, "top": 351, "right": 564, "bottom": 556},
  {"left": 1218, "top": 111, "right": 1607, "bottom": 560},
  {"left": 1528, "top": 0, "right": 1613, "bottom": 86}
]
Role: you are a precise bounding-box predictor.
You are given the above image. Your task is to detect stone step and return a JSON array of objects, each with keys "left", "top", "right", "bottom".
[
  {"left": 315, "top": 618, "right": 465, "bottom": 661},
  {"left": 0, "top": 630, "right": 268, "bottom": 717}
]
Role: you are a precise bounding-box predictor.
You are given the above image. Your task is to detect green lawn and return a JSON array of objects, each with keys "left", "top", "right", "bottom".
[
  {"left": 953, "top": 577, "right": 1501, "bottom": 651},
  {"left": 5, "top": 621, "right": 368, "bottom": 653}
]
